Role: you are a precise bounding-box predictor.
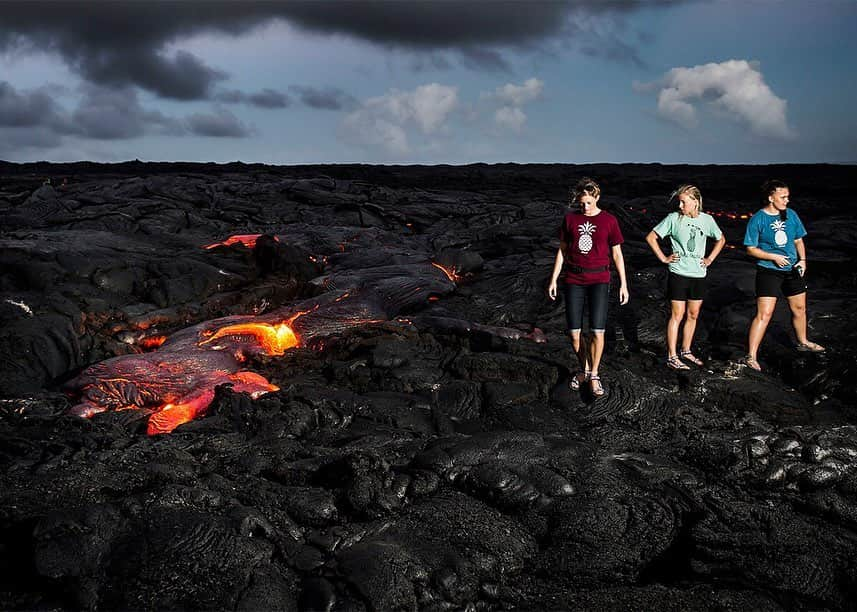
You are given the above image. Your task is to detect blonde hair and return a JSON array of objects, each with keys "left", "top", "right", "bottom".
[
  {"left": 670, "top": 184, "right": 703, "bottom": 212},
  {"left": 569, "top": 177, "right": 601, "bottom": 205}
]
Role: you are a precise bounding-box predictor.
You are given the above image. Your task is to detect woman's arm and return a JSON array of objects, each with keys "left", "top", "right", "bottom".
[
  {"left": 611, "top": 244, "right": 629, "bottom": 304},
  {"left": 703, "top": 234, "right": 727, "bottom": 267},
  {"left": 794, "top": 238, "right": 807, "bottom": 273},
  {"left": 747, "top": 245, "right": 791, "bottom": 268},
  {"left": 645, "top": 230, "right": 678, "bottom": 264},
  {"left": 547, "top": 246, "right": 565, "bottom": 300}
]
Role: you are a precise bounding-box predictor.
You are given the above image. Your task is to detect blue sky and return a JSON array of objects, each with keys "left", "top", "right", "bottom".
[{"left": 1, "top": 1, "right": 855, "bottom": 164}]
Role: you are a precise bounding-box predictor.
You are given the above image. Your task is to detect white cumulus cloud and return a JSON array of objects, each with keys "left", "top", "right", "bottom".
[
  {"left": 494, "top": 106, "right": 526, "bottom": 132},
  {"left": 341, "top": 83, "right": 458, "bottom": 154},
  {"left": 493, "top": 77, "right": 544, "bottom": 107},
  {"left": 637, "top": 59, "right": 795, "bottom": 139},
  {"left": 486, "top": 77, "right": 544, "bottom": 132}
]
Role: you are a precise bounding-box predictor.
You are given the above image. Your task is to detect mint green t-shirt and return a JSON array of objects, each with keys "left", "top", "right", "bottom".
[{"left": 652, "top": 212, "right": 723, "bottom": 278}]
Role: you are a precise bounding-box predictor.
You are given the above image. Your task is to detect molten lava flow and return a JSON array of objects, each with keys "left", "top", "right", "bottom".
[
  {"left": 200, "top": 321, "right": 300, "bottom": 355},
  {"left": 147, "top": 372, "right": 278, "bottom": 435},
  {"left": 432, "top": 262, "right": 460, "bottom": 283},
  {"left": 203, "top": 234, "right": 277, "bottom": 250},
  {"left": 709, "top": 210, "right": 750, "bottom": 221},
  {"left": 67, "top": 294, "right": 389, "bottom": 435},
  {"left": 138, "top": 335, "right": 167, "bottom": 350}
]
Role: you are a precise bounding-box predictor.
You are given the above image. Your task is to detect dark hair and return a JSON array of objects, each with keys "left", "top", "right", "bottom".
[
  {"left": 761, "top": 179, "right": 788, "bottom": 201},
  {"left": 569, "top": 177, "right": 601, "bottom": 206},
  {"left": 761, "top": 179, "right": 789, "bottom": 220}
]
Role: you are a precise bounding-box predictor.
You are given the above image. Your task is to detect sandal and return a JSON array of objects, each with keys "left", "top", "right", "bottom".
[
  {"left": 569, "top": 370, "right": 591, "bottom": 391},
  {"left": 679, "top": 350, "right": 704, "bottom": 366},
  {"left": 743, "top": 355, "right": 762, "bottom": 371},
  {"left": 667, "top": 355, "right": 691, "bottom": 370},
  {"left": 796, "top": 341, "right": 826, "bottom": 353},
  {"left": 590, "top": 375, "right": 605, "bottom": 397}
]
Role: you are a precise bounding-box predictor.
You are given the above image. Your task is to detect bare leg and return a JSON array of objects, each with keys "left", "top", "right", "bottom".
[
  {"left": 681, "top": 300, "right": 703, "bottom": 352},
  {"left": 588, "top": 331, "right": 605, "bottom": 376},
  {"left": 588, "top": 331, "right": 606, "bottom": 395},
  {"left": 748, "top": 297, "right": 777, "bottom": 359},
  {"left": 787, "top": 292, "right": 808, "bottom": 344},
  {"left": 786, "top": 291, "right": 824, "bottom": 350},
  {"left": 570, "top": 331, "right": 590, "bottom": 373},
  {"left": 667, "top": 300, "right": 686, "bottom": 357}
]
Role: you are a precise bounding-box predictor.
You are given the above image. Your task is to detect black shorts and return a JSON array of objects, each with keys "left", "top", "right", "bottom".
[
  {"left": 755, "top": 266, "right": 807, "bottom": 298},
  {"left": 564, "top": 282, "right": 609, "bottom": 333},
  {"left": 667, "top": 272, "right": 707, "bottom": 301}
]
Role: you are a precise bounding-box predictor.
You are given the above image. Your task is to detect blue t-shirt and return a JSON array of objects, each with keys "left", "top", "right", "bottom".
[{"left": 743, "top": 208, "right": 807, "bottom": 271}]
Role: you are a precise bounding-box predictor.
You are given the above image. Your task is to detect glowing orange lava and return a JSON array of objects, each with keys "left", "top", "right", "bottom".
[
  {"left": 203, "top": 234, "right": 278, "bottom": 250},
  {"left": 138, "top": 335, "right": 167, "bottom": 350},
  {"left": 432, "top": 262, "right": 460, "bottom": 283},
  {"left": 710, "top": 211, "right": 751, "bottom": 221},
  {"left": 201, "top": 321, "right": 300, "bottom": 355},
  {"left": 147, "top": 372, "right": 278, "bottom": 435}
]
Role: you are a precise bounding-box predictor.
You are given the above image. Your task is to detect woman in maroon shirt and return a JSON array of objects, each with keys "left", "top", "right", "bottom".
[{"left": 548, "top": 177, "right": 629, "bottom": 397}]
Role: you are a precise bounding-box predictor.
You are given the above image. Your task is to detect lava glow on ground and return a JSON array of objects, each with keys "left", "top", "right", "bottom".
[
  {"left": 200, "top": 321, "right": 300, "bottom": 355},
  {"left": 146, "top": 371, "right": 278, "bottom": 435},
  {"left": 203, "top": 233, "right": 273, "bottom": 250},
  {"left": 68, "top": 238, "right": 460, "bottom": 436},
  {"left": 72, "top": 310, "right": 313, "bottom": 435}
]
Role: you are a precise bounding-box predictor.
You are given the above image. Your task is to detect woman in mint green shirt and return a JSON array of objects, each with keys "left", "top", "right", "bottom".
[{"left": 646, "top": 185, "right": 726, "bottom": 370}]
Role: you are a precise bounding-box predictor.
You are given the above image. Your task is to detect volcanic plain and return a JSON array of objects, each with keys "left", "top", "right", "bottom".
[{"left": 1, "top": 161, "right": 856, "bottom": 610}]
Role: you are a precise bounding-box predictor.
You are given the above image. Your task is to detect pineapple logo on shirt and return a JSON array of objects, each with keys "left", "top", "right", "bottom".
[
  {"left": 687, "top": 224, "right": 699, "bottom": 254},
  {"left": 771, "top": 220, "right": 788, "bottom": 246},
  {"left": 578, "top": 221, "right": 596, "bottom": 253}
]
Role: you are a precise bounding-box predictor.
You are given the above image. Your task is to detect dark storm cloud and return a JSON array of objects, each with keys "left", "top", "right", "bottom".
[
  {"left": 0, "top": 126, "right": 63, "bottom": 155},
  {"left": 459, "top": 48, "right": 511, "bottom": 73},
  {"left": 249, "top": 89, "right": 290, "bottom": 109},
  {"left": 0, "top": 1, "right": 676, "bottom": 100},
  {"left": 79, "top": 49, "right": 229, "bottom": 101},
  {"left": 185, "top": 107, "right": 252, "bottom": 137},
  {"left": 572, "top": 12, "right": 648, "bottom": 67},
  {"left": 68, "top": 85, "right": 185, "bottom": 140},
  {"left": 215, "top": 88, "right": 291, "bottom": 108},
  {"left": 0, "top": 81, "right": 64, "bottom": 127},
  {"left": 275, "top": 1, "right": 572, "bottom": 47},
  {"left": 0, "top": 2, "right": 254, "bottom": 100},
  {"left": 0, "top": 80, "right": 185, "bottom": 152},
  {"left": 289, "top": 86, "right": 357, "bottom": 111}
]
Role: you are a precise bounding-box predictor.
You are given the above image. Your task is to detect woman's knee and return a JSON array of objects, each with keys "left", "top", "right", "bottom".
[
  {"left": 587, "top": 330, "right": 605, "bottom": 346},
  {"left": 755, "top": 308, "right": 774, "bottom": 322},
  {"left": 669, "top": 310, "right": 685, "bottom": 323}
]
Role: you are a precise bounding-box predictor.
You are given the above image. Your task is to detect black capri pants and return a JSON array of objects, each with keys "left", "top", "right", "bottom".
[{"left": 564, "top": 282, "right": 609, "bottom": 333}]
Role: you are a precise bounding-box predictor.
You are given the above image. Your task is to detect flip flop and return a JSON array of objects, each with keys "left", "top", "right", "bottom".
[
  {"left": 667, "top": 355, "right": 690, "bottom": 370},
  {"left": 796, "top": 341, "right": 826, "bottom": 353},
  {"left": 679, "top": 350, "right": 704, "bottom": 366}
]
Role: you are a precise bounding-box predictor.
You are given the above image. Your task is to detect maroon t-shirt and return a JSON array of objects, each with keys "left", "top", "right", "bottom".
[{"left": 558, "top": 210, "right": 624, "bottom": 285}]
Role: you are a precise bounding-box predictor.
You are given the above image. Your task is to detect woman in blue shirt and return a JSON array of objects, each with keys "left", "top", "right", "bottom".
[{"left": 743, "top": 179, "right": 825, "bottom": 371}]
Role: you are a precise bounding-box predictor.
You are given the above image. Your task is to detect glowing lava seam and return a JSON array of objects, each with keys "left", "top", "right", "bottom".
[
  {"left": 431, "top": 262, "right": 460, "bottom": 283},
  {"left": 200, "top": 322, "right": 300, "bottom": 355}
]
